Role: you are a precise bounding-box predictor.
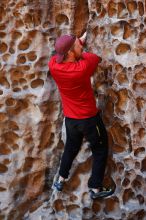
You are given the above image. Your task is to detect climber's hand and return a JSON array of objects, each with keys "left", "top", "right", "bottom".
[{"left": 79, "top": 31, "right": 87, "bottom": 45}]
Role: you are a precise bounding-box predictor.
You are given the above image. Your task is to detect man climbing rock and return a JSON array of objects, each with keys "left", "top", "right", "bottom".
[{"left": 48, "top": 32, "right": 114, "bottom": 199}]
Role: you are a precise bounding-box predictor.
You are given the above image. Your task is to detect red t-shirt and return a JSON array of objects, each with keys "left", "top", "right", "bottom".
[{"left": 48, "top": 52, "right": 100, "bottom": 119}]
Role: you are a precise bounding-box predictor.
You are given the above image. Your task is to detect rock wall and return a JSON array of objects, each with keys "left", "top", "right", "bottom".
[{"left": 0, "top": 0, "right": 146, "bottom": 220}]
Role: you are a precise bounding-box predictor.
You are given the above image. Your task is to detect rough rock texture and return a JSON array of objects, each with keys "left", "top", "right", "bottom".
[{"left": 0, "top": 0, "right": 146, "bottom": 220}]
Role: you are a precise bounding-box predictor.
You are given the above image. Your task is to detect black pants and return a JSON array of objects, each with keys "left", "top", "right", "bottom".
[{"left": 59, "top": 113, "right": 108, "bottom": 188}]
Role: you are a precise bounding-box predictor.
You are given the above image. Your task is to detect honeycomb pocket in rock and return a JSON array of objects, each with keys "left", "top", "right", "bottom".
[
  {"left": 117, "top": 2, "right": 128, "bottom": 18},
  {"left": 13, "top": 87, "right": 21, "bottom": 92},
  {"left": 8, "top": 121, "right": 19, "bottom": 130},
  {"left": 56, "top": 14, "right": 69, "bottom": 26},
  {"left": 0, "top": 187, "right": 7, "bottom": 191},
  {"left": 18, "top": 39, "right": 31, "bottom": 50},
  {"left": 116, "top": 71, "right": 128, "bottom": 85},
  {"left": 0, "top": 76, "right": 10, "bottom": 88},
  {"left": 6, "top": 99, "right": 28, "bottom": 115},
  {"left": 131, "top": 175, "right": 143, "bottom": 192},
  {"left": 24, "top": 13, "right": 34, "bottom": 27},
  {"left": 0, "top": 0, "right": 146, "bottom": 219},
  {"left": 108, "top": 1, "right": 117, "bottom": 17},
  {"left": 136, "top": 194, "right": 144, "bottom": 205},
  {"left": 136, "top": 97, "right": 145, "bottom": 111},
  {"left": 138, "top": 128, "right": 145, "bottom": 139},
  {"left": 0, "top": 112, "right": 7, "bottom": 121},
  {"left": 31, "top": 79, "right": 44, "bottom": 88},
  {"left": 0, "top": 143, "right": 11, "bottom": 155},
  {"left": 116, "top": 89, "right": 129, "bottom": 111},
  {"left": 104, "top": 197, "right": 120, "bottom": 215},
  {"left": 2, "top": 53, "right": 11, "bottom": 62},
  {"left": 134, "top": 147, "right": 145, "bottom": 157},
  {"left": 27, "top": 51, "right": 37, "bottom": 61},
  {"left": 17, "top": 54, "right": 27, "bottom": 64},
  {"left": 0, "top": 42, "right": 8, "bottom": 53},
  {"left": 133, "top": 82, "right": 146, "bottom": 94},
  {"left": 141, "top": 157, "right": 146, "bottom": 172},
  {"left": 25, "top": 170, "right": 44, "bottom": 198},
  {"left": 0, "top": 23, "right": 6, "bottom": 30},
  {"left": 127, "top": 1, "right": 137, "bottom": 14},
  {"left": 32, "top": 10, "right": 42, "bottom": 27},
  {"left": 123, "top": 188, "right": 135, "bottom": 204},
  {"left": 15, "top": 19, "right": 24, "bottom": 28},
  {"left": 109, "top": 123, "right": 127, "bottom": 146},
  {"left": 5, "top": 98, "right": 16, "bottom": 106},
  {"left": 3, "top": 159, "right": 11, "bottom": 165},
  {"left": 138, "top": 1, "right": 144, "bottom": 16},
  {"left": 23, "top": 85, "right": 28, "bottom": 90},
  {"left": 122, "top": 177, "right": 130, "bottom": 188},
  {"left": 22, "top": 157, "right": 34, "bottom": 172},
  {"left": 0, "top": 31, "right": 6, "bottom": 38},
  {"left": 134, "top": 68, "right": 146, "bottom": 81},
  {"left": 10, "top": 70, "right": 24, "bottom": 81},
  {"left": 11, "top": 31, "right": 22, "bottom": 40},
  {"left": 123, "top": 23, "right": 136, "bottom": 39},
  {"left": 53, "top": 199, "right": 65, "bottom": 212},
  {"left": 19, "top": 78, "right": 27, "bottom": 85},
  {"left": 0, "top": 163, "right": 8, "bottom": 173},
  {"left": 27, "top": 73, "right": 36, "bottom": 80},
  {"left": 9, "top": 47, "right": 15, "bottom": 54},
  {"left": 73, "top": 0, "right": 89, "bottom": 36},
  {"left": 138, "top": 31, "right": 146, "bottom": 45},
  {"left": 2, "top": 131, "right": 19, "bottom": 145},
  {"left": 112, "top": 144, "right": 125, "bottom": 153},
  {"left": 11, "top": 144, "right": 19, "bottom": 151},
  {"left": 34, "top": 57, "right": 48, "bottom": 68},
  {"left": 116, "top": 43, "right": 131, "bottom": 55},
  {"left": 111, "top": 23, "right": 122, "bottom": 36},
  {"left": 65, "top": 175, "right": 81, "bottom": 191}
]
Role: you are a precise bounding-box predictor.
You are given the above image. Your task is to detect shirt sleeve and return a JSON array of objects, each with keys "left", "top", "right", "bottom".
[{"left": 82, "top": 52, "right": 100, "bottom": 77}]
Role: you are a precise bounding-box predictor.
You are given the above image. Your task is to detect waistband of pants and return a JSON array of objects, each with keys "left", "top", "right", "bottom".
[{"left": 65, "top": 112, "right": 100, "bottom": 121}]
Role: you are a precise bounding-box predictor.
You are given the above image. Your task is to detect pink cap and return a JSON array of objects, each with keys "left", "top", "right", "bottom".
[{"left": 55, "top": 34, "right": 76, "bottom": 63}]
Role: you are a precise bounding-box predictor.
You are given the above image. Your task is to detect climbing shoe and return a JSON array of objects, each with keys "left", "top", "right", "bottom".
[
  {"left": 89, "top": 187, "right": 114, "bottom": 199},
  {"left": 54, "top": 180, "right": 64, "bottom": 191}
]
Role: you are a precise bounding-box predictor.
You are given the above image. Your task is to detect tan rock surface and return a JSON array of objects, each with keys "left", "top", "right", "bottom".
[{"left": 0, "top": 0, "right": 146, "bottom": 220}]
